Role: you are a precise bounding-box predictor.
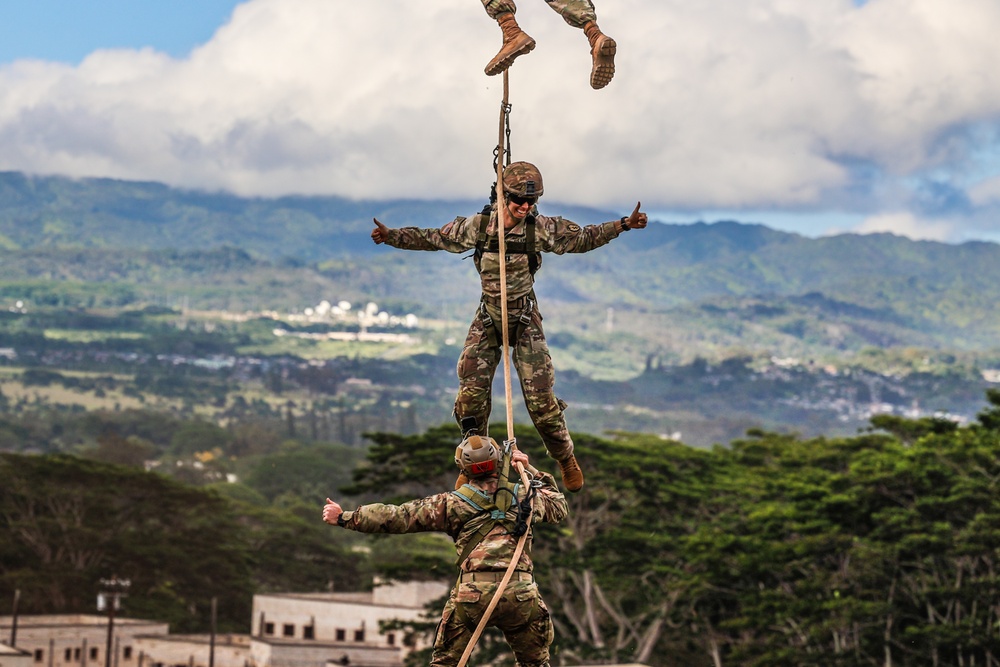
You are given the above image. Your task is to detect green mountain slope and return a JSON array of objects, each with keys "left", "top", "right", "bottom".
[{"left": 4, "top": 171, "right": 1000, "bottom": 358}]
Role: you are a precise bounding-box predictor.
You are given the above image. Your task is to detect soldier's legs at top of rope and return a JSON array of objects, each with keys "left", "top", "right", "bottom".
[
  {"left": 538, "top": 0, "right": 615, "bottom": 89},
  {"left": 482, "top": 1, "right": 536, "bottom": 76},
  {"left": 512, "top": 311, "right": 584, "bottom": 492}
]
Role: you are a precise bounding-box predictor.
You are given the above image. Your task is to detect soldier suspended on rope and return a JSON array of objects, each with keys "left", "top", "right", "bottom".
[
  {"left": 371, "top": 160, "right": 649, "bottom": 493},
  {"left": 323, "top": 437, "right": 568, "bottom": 667},
  {"left": 479, "top": 0, "right": 617, "bottom": 90}
]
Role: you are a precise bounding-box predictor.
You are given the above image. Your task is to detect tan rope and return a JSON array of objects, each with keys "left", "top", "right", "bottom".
[
  {"left": 497, "top": 70, "right": 516, "bottom": 443},
  {"left": 455, "top": 68, "right": 535, "bottom": 667}
]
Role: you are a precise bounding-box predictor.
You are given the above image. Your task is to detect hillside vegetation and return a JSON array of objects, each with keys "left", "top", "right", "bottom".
[
  {"left": 8, "top": 405, "right": 1000, "bottom": 665},
  {"left": 3, "top": 171, "right": 1000, "bottom": 442},
  {"left": 4, "top": 171, "right": 1000, "bottom": 359}
]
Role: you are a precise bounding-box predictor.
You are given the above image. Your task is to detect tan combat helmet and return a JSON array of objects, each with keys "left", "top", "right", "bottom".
[
  {"left": 454, "top": 435, "right": 502, "bottom": 478},
  {"left": 502, "top": 161, "right": 544, "bottom": 199}
]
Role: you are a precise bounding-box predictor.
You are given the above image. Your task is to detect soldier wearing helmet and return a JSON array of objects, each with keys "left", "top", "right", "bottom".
[
  {"left": 324, "top": 444, "right": 567, "bottom": 667},
  {"left": 480, "top": 0, "right": 617, "bottom": 90},
  {"left": 372, "top": 161, "right": 649, "bottom": 493},
  {"left": 455, "top": 434, "right": 503, "bottom": 478}
]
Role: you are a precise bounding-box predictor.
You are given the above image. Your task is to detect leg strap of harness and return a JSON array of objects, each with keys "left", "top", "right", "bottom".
[
  {"left": 480, "top": 297, "right": 535, "bottom": 348},
  {"left": 479, "top": 301, "right": 500, "bottom": 349},
  {"left": 512, "top": 298, "right": 535, "bottom": 343}
]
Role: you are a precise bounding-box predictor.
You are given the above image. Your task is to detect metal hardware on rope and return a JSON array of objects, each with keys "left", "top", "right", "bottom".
[
  {"left": 489, "top": 101, "right": 514, "bottom": 205},
  {"left": 493, "top": 102, "right": 513, "bottom": 173}
]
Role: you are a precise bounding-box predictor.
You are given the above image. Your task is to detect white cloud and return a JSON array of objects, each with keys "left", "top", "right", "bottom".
[
  {"left": 969, "top": 175, "right": 1000, "bottom": 206},
  {"left": 848, "top": 212, "right": 956, "bottom": 241},
  {"left": 1, "top": 0, "right": 1000, "bottom": 223}
]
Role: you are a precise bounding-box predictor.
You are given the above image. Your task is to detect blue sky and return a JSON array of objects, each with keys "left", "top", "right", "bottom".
[
  {"left": 0, "top": 1, "right": 242, "bottom": 63},
  {"left": 2, "top": 0, "right": 1000, "bottom": 244}
]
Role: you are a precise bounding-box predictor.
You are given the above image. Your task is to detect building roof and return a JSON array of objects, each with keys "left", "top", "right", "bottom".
[
  {"left": 262, "top": 592, "right": 376, "bottom": 604},
  {"left": 0, "top": 644, "right": 31, "bottom": 657},
  {"left": 133, "top": 634, "right": 249, "bottom": 647},
  {"left": 0, "top": 615, "right": 166, "bottom": 630},
  {"left": 256, "top": 583, "right": 447, "bottom": 610}
]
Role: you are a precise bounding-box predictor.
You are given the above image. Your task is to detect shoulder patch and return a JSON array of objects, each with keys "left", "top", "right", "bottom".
[
  {"left": 441, "top": 216, "right": 465, "bottom": 236},
  {"left": 566, "top": 223, "right": 582, "bottom": 233}
]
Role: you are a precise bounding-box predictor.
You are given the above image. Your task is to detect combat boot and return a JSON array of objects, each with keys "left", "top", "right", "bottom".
[
  {"left": 485, "top": 13, "right": 536, "bottom": 76},
  {"left": 455, "top": 472, "right": 469, "bottom": 490},
  {"left": 583, "top": 21, "right": 616, "bottom": 90},
  {"left": 558, "top": 454, "right": 584, "bottom": 492}
]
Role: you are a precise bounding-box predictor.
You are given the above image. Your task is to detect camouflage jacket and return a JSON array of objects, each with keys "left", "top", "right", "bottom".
[
  {"left": 385, "top": 207, "right": 624, "bottom": 301},
  {"left": 340, "top": 471, "right": 568, "bottom": 573}
]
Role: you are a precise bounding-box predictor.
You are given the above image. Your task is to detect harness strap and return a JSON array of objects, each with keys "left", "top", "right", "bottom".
[
  {"left": 526, "top": 214, "right": 538, "bottom": 275},
  {"left": 473, "top": 211, "right": 541, "bottom": 274},
  {"left": 459, "top": 571, "right": 532, "bottom": 583},
  {"left": 452, "top": 484, "right": 493, "bottom": 511},
  {"left": 481, "top": 293, "right": 533, "bottom": 309},
  {"left": 451, "top": 482, "right": 522, "bottom": 567},
  {"left": 478, "top": 295, "right": 535, "bottom": 349}
]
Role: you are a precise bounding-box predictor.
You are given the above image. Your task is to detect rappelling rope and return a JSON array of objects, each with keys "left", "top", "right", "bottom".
[{"left": 455, "top": 69, "right": 536, "bottom": 667}]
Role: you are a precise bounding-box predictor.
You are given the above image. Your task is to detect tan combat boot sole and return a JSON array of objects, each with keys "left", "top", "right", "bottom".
[{"left": 590, "top": 35, "right": 616, "bottom": 89}]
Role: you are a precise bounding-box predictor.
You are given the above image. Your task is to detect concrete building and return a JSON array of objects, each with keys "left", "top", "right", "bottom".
[
  {"left": 0, "top": 643, "right": 32, "bottom": 667},
  {"left": 2, "top": 581, "right": 447, "bottom": 667},
  {"left": 132, "top": 634, "right": 249, "bottom": 667},
  {"left": 0, "top": 615, "right": 169, "bottom": 667},
  {"left": 250, "top": 580, "right": 448, "bottom": 667}
]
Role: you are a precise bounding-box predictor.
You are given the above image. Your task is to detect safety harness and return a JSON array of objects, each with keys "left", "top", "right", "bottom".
[
  {"left": 472, "top": 208, "right": 541, "bottom": 348},
  {"left": 451, "top": 442, "right": 539, "bottom": 568},
  {"left": 473, "top": 206, "right": 542, "bottom": 276}
]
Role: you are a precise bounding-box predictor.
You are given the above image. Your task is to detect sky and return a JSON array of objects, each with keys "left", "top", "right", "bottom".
[{"left": 2, "top": 0, "right": 1000, "bottom": 243}]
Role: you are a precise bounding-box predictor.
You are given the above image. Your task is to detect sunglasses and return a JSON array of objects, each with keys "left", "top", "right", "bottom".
[{"left": 508, "top": 194, "right": 537, "bottom": 206}]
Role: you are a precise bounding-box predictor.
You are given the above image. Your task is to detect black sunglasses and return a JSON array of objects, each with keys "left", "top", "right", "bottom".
[{"left": 508, "top": 194, "right": 537, "bottom": 206}]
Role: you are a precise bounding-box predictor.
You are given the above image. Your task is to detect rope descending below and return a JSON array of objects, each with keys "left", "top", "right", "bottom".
[{"left": 455, "top": 68, "right": 536, "bottom": 667}]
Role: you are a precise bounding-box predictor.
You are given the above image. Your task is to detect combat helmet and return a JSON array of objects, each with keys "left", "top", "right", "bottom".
[
  {"left": 502, "top": 161, "right": 544, "bottom": 199},
  {"left": 454, "top": 434, "right": 502, "bottom": 478}
]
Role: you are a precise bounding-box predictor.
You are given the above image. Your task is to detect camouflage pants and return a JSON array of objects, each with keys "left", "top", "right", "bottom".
[
  {"left": 431, "top": 581, "right": 554, "bottom": 667},
  {"left": 455, "top": 303, "right": 574, "bottom": 462},
  {"left": 482, "top": 0, "right": 598, "bottom": 29}
]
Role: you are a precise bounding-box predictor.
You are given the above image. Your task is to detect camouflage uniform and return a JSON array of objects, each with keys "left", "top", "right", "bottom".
[
  {"left": 339, "top": 470, "right": 568, "bottom": 667},
  {"left": 384, "top": 206, "right": 624, "bottom": 463},
  {"left": 481, "top": 0, "right": 598, "bottom": 29}
]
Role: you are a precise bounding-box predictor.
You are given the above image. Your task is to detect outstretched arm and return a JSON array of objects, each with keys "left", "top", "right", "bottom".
[
  {"left": 543, "top": 201, "right": 649, "bottom": 254},
  {"left": 323, "top": 494, "right": 452, "bottom": 534},
  {"left": 370, "top": 215, "right": 480, "bottom": 253}
]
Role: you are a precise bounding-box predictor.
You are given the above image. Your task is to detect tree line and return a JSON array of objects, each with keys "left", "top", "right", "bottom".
[
  {"left": 4, "top": 392, "right": 1000, "bottom": 664},
  {"left": 351, "top": 391, "right": 1000, "bottom": 666}
]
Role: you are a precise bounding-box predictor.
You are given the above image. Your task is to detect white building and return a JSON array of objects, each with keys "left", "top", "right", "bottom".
[
  {"left": 0, "top": 615, "right": 169, "bottom": 667},
  {"left": 2, "top": 581, "right": 448, "bottom": 667},
  {"left": 249, "top": 580, "right": 448, "bottom": 667},
  {"left": 132, "top": 634, "right": 249, "bottom": 667},
  {"left": 0, "top": 643, "right": 32, "bottom": 667}
]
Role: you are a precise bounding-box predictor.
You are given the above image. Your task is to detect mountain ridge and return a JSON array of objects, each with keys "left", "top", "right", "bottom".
[{"left": 3, "top": 171, "right": 1000, "bottom": 358}]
